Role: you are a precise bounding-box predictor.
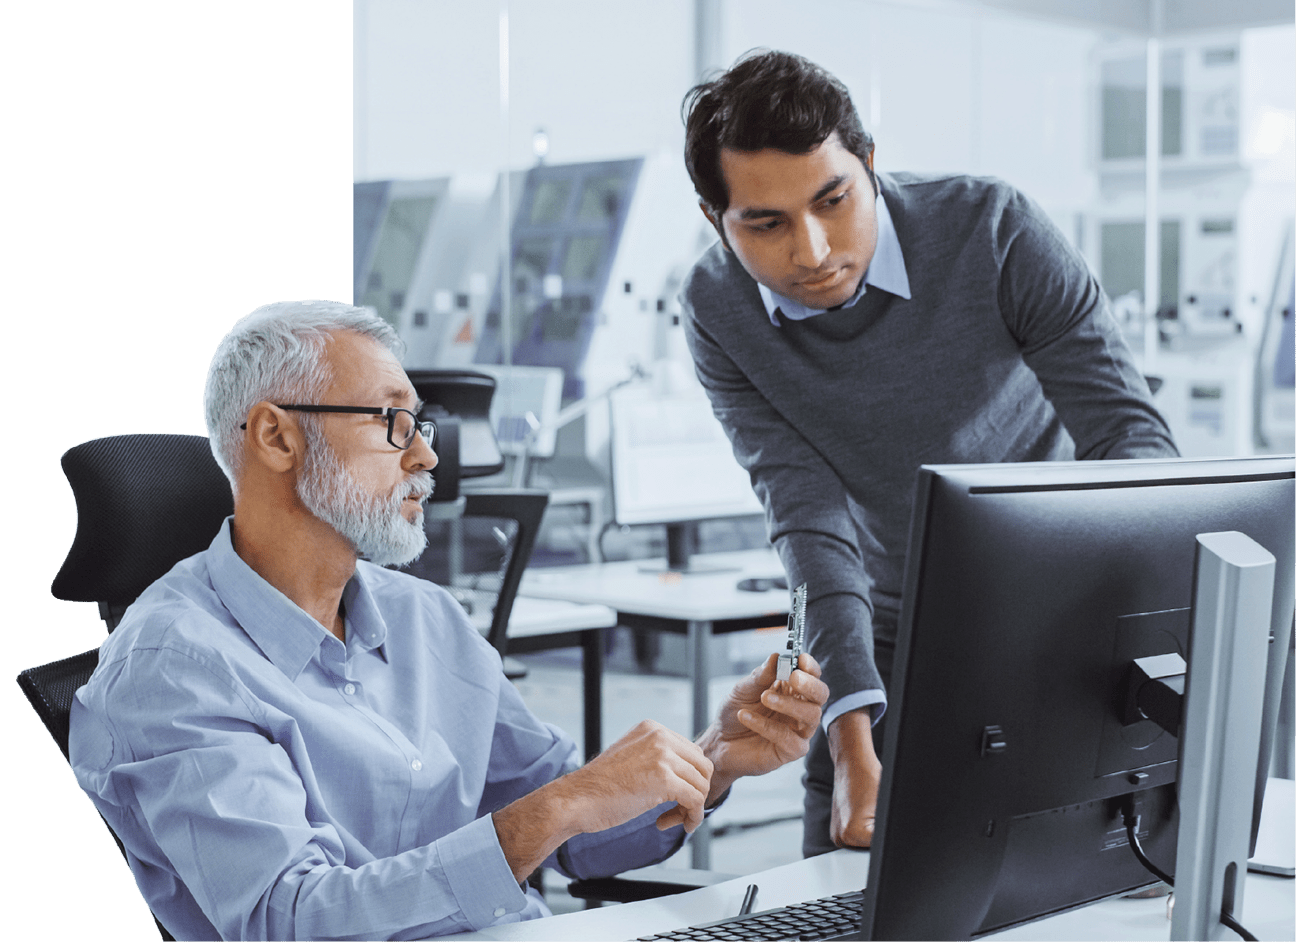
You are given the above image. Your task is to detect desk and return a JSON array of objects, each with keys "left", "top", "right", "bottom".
[
  {"left": 443, "top": 847, "right": 1295, "bottom": 941},
  {"left": 521, "top": 549, "right": 791, "bottom": 868},
  {"left": 522, "top": 549, "right": 790, "bottom": 737},
  {"left": 473, "top": 596, "right": 617, "bottom": 763}
]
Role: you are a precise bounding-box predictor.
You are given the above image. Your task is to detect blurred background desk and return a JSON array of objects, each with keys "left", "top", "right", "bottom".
[
  {"left": 521, "top": 548, "right": 791, "bottom": 867},
  {"left": 473, "top": 596, "right": 617, "bottom": 763}
]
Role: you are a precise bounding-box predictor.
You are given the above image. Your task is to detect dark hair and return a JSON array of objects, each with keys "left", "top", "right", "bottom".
[{"left": 682, "top": 49, "right": 877, "bottom": 221}]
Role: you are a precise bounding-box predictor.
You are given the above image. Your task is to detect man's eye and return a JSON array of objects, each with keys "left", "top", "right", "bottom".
[
  {"left": 823, "top": 191, "right": 849, "bottom": 208},
  {"left": 751, "top": 219, "right": 781, "bottom": 233}
]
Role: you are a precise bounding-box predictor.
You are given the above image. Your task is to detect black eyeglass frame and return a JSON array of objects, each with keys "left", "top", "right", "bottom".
[{"left": 240, "top": 404, "right": 436, "bottom": 450}]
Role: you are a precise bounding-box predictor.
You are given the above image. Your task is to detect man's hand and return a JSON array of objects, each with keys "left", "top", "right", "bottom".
[
  {"left": 827, "top": 709, "right": 882, "bottom": 848},
  {"left": 492, "top": 720, "right": 713, "bottom": 881},
  {"left": 568, "top": 720, "right": 715, "bottom": 833},
  {"left": 692, "top": 652, "right": 829, "bottom": 811}
]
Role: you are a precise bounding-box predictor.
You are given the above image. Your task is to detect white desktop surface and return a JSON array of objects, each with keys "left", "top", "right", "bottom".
[
  {"left": 520, "top": 549, "right": 787, "bottom": 623},
  {"left": 441, "top": 850, "right": 869, "bottom": 941},
  {"left": 443, "top": 846, "right": 1295, "bottom": 941},
  {"left": 485, "top": 595, "right": 618, "bottom": 638}
]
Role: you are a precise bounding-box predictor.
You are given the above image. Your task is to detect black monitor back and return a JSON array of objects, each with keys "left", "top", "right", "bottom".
[{"left": 861, "top": 455, "right": 1295, "bottom": 940}]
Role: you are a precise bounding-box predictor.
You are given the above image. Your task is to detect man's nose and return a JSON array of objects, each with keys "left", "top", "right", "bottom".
[
  {"left": 790, "top": 216, "right": 831, "bottom": 269},
  {"left": 405, "top": 429, "right": 438, "bottom": 472}
]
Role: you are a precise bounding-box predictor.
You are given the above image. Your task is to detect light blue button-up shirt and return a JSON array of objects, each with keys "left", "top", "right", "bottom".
[
  {"left": 71, "top": 518, "right": 685, "bottom": 940},
  {"left": 757, "top": 191, "right": 912, "bottom": 326},
  {"left": 756, "top": 191, "right": 911, "bottom": 731}
]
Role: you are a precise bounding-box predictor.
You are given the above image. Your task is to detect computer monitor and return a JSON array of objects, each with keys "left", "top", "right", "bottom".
[
  {"left": 861, "top": 455, "right": 1295, "bottom": 940},
  {"left": 474, "top": 364, "right": 565, "bottom": 459},
  {"left": 608, "top": 383, "right": 763, "bottom": 572}
]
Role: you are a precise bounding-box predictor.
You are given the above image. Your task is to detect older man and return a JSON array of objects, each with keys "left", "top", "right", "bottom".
[{"left": 70, "top": 301, "right": 826, "bottom": 940}]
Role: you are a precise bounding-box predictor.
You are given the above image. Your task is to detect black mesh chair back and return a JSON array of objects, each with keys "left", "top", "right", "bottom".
[
  {"left": 17, "top": 649, "right": 101, "bottom": 762},
  {"left": 399, "top": 489, "right": 549, "bottom": 658},
  {"left": 18, "top": 649, "right": 177, "bottom": 939},
  {"left": 30, "top": 434, "right": 228, "bottom": 939},
  {"left": 407, "top": 369, "right": 505, "bottom": 478},
  {"left": 51, "top": 434, "right": 234, "bottom": 630}
]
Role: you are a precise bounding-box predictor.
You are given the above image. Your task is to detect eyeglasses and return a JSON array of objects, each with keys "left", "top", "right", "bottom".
[{"left": 241, "top": 404, "right": 436, "bottom": 450}]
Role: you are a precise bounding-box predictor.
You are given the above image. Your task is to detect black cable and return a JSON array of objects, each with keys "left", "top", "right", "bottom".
[
  {"left": 1221, "top": 910, "right": 1260, "bottom": 942},
  {"left": 1121, "top": 798, "right": 1259, "bottom": 941},
  {"left": 1123, "top": 806, "right": 1175, "bottom": 888}
]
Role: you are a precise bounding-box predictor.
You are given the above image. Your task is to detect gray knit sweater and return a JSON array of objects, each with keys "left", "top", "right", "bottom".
[{"left": 681, "top": 171, "right": 1178, "bottom": 712}]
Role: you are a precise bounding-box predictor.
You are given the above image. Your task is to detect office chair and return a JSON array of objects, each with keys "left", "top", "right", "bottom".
[
  {"left": 23, "top": 433, "right": 230, "bottom": 940},
  {"left": 51, "top": 433, "right": 235, "bottom": 629},
  {"left": 17, "top": 649, "right": 178, "bottom": 940},
  {"left": 408, "top": 368, "right": 506, "bottom": 479}
]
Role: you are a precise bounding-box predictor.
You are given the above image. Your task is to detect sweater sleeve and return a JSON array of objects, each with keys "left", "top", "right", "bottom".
[
  {"left": 995, "top": 189, "right": 1179, "bottom": 460},
  {"left": 682, "top": 292, "right": 885, "bottom": 715}
]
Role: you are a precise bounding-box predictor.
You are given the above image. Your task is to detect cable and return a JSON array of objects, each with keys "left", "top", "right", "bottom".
[
  {"left": 1221, "top": 910, "right": 1260, "bottom": 942},
  {"left": 1123, "top": 804, "right": 1175, "bottom": 888},
  {"left": 1121, "top": 796, "right": 1259, "bottom": 941}
]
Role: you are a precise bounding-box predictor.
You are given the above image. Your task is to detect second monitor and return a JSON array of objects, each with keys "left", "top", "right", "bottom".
[{"left": 608, "top": 383, "right": 763, "bottom": 573}]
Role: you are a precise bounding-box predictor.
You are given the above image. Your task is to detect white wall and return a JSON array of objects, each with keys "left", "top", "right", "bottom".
[
  {"left": 357, "top": 0, "right": 1100, "bottom": 227},
  {"left": 722, "top": 0, "right": 1100, "bottom": 227},
  {"left": 356, "top": 0, "right": 697, "bottom": 180}
]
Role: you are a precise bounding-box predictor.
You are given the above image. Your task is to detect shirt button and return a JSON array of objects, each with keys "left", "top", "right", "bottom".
[
  {"left": 493, "top": 907, "right": 506, "bottom": 918},
  {"left": 343, "top": 683, "right": 356, "bottom": 696},
  {"left": 411, "top": 759, "right": 423, "bottom": 772}
]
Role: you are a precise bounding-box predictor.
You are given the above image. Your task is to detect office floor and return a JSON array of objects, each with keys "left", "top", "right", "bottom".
[{"left": 511, "top": 627, "right": 808, "bottom": 914}]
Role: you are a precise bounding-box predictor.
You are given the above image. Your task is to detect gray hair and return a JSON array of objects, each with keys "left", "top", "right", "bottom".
[{"left": 204, "top": 300, "right": 403, "bottom": 488}]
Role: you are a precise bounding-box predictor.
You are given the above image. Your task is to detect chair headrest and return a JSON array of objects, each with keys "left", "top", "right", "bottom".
[
  {"left": 407, "top": 370, "right": 504, "bottom": 478},
  {"left": 51, "top": 434, "right": 234, "bottom": 607},
  {"left": 406, "top": 369, "right": 497, "bottom": 419}
]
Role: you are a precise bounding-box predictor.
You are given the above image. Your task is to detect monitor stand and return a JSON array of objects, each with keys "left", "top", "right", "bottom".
[
  {"left": 638, "top": 522, "right": 740, "bottom": 575},
  {"left": 1172, "top": 531, "right": 1276, "bottom": 941}
]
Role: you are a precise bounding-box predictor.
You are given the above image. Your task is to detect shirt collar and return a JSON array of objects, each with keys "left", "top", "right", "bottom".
[
  {"left": 205, "top": 517, "right": 389, "bottom": 679},
  {"left": 757, "top": 189, "right": 912, "bottom": 326}
]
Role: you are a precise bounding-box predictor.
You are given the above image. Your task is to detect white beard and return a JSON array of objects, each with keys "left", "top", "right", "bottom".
[{"left": 296, "top": 425, "right": 433, "bottom": 567}]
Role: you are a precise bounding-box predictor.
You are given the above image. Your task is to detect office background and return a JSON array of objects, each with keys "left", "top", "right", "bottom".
[
  {"left": 4, "top": 4, "right": 352, "bottom": 938},
  {"left": 7, "top": 3, "right": 1285, "bottom": 938}
]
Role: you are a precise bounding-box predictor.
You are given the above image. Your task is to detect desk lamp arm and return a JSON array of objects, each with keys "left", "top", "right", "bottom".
[{"left": 510, "top": 365, "right": 647, "bottom": 487}]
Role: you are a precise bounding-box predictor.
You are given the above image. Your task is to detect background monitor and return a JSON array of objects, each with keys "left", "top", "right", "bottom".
[
  {"left": 861, "top": 455, "right": 1295, "bottom": 940},
  {"left": 476, "top": 364, "right": 566, "bottom": 459},
  {"left": 609, "top": 383, "right": 763, "bottom": 572}
]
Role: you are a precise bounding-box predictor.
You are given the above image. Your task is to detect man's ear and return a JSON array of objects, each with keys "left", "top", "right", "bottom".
[
  {"left": 242, "top": 401, "right": 302, "bottom": 475},
  {"left": 864, "top": 145, "right": 878, "bottom": 197},
  {"left": 700, "top": 201, "right": 731, "bottom": 252}
]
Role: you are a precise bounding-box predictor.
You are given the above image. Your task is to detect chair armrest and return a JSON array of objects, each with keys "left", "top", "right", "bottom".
[{"left": 565, "top": 865, "right": 740, "bottom": 903}]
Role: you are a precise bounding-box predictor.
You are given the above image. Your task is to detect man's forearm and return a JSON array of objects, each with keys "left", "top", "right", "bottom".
[
  {"left": 491, "top": 778, "right": 584, "bottom": 883},
  {"left": 827, "top": 708, "right": 877, "bottom": 766},
  {"left": 827, "top": 708, "right": 883, "bottom": 848}
]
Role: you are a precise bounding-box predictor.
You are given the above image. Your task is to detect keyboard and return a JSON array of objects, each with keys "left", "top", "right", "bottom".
[{"left": 632, "top": 889, "right": 864, "bottom": 941}]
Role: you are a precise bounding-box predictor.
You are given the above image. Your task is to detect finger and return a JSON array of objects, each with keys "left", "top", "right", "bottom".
[
  {"left": 752, "top": 652, "right": 779, "bottom": 685},
  {"left": 666, "top": 748, "right": 713, "bottom": 800},
  {"left": 663, "top": 730, "right": 715, "bottom": 782},
  {"left": 786, "top": 668, "right": 830, "bottom": 706},
  {"left": 760, "top": 688, "right": 823, "bottom": 729},
  {"left": 729, "top": 654, "right": 778, "bottom": 703},
  {"left": 794, "top": 651, "right": 823, "bottom": 678},
  {"left": 737, "top": 706, "right": 812, "bottom": 756},
  {"left": 664, "top": 776, "right": 708, "bottom": 832},
  {"left": 656, "top": 804, "right": 687, "bottom": 831}
]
